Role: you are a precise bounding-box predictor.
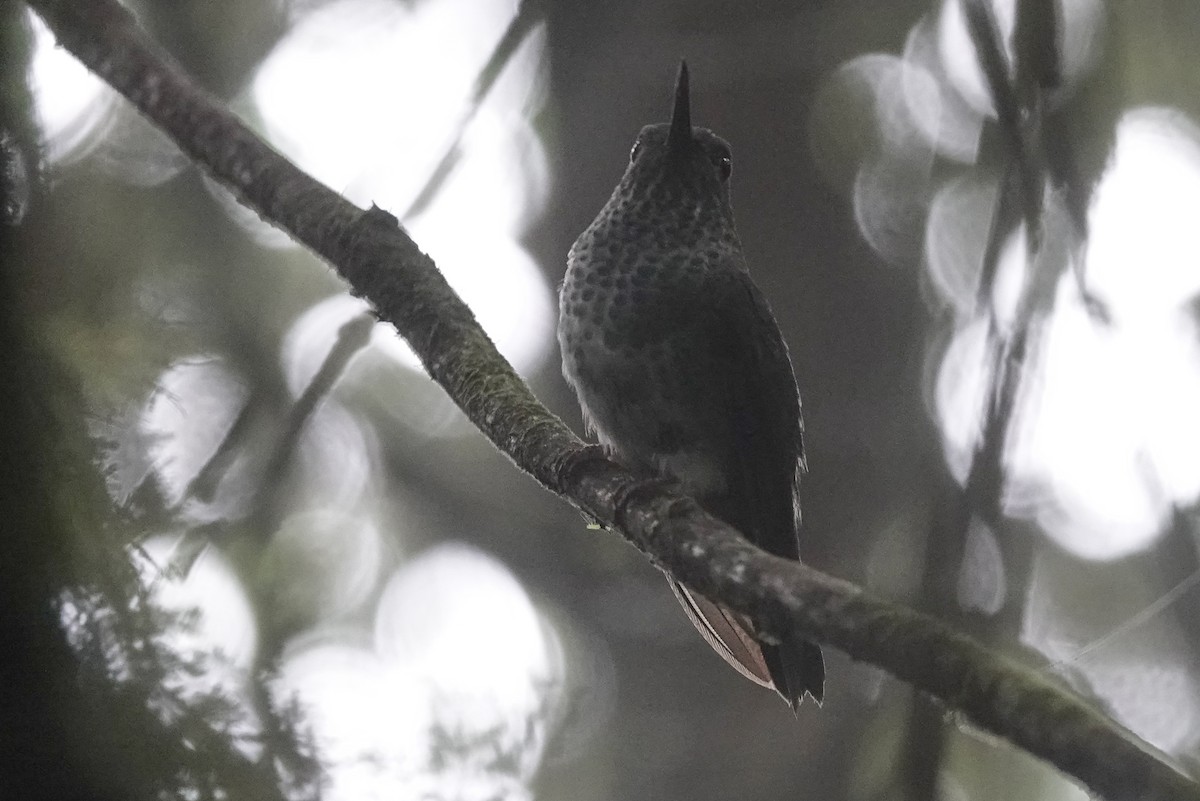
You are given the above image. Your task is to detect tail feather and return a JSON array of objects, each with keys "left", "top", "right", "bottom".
[
  {"left": 765, "top": 635, "right": 825, "bottom": 711},
  {"left": 672, "top": 579, "right": 825, "bottom": 708},
  {"left": 669, "top": 580, "right": 772, "bottom": 687}
]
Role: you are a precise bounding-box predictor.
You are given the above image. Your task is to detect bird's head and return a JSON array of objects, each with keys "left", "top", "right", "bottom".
[{"left": 620, "top": 62, "right": 735, "bottom": 210}]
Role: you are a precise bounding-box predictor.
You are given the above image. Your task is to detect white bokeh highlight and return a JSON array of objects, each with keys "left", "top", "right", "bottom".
[
  {"left": 924, "top": 173, "right": 999, "bottom": 313},
  {"left": 937, "top": 0, "right": 1105, "bottom": 118},
  {"left": 1006, "top": 109, "right": 1200, "bottom": 559},
  {"left": 281, "top": 293, "right": 467, "bottom": 438},
  {"left": 274, "top": 543, "right": 564, "bottom": 801},
  {"left": 1023, "top": 553, "right": 1200, "bottom": 754},
  {"left": 251, "top": 0, "right": 553, "bottom": 375},
  {"left": 136, "top": 535, "right": 259, "bottom": 702},
  {"left": 903, "top": 15, "right": 984, "bottom": 164},
  {"left": 27, "top": 9, "right": 113, "bottom": 163},
  {"left": 374, "top": 543, "right": 562, "bottom": 747},
  {"left": 262, "top": 510, "right": 385, "bottom": 626},
  {"left": 141, "top": 356, "right": 256, "bottom": 523}
]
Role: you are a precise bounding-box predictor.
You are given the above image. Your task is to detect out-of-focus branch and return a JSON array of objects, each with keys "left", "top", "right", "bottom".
[
  {"left": 23, "top": 2, "right": 1200, "bottom": 800},
  {"left": 400, "top": 0, "right": 545, "bottom": 221},
  {"left": 963, "top": 0, "right": 1104, "bottom": 314},
  {"left": 899, "top": 7, "right": 1057, "bottom": 799},
  {"left": 1013, "top": 0, "right": 1061, "bottom": 97},
  {"left": 962, "top": 0, "right": 1044, "bottom": 241},
  {"left": 258, "top": 311, "right": 374, "bottom": 497},
  {"left": 958, "top": 0, "right": 1070, "bottom": 620}
]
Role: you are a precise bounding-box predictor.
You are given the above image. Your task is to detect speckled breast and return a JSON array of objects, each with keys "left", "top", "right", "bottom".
[{"left": 558, "top": 222, "right": 728, "bottom": 487}]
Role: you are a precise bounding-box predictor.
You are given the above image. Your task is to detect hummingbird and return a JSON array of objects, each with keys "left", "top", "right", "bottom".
[{"left": 558, "top": 62, "right": 824, "bottom": 710}]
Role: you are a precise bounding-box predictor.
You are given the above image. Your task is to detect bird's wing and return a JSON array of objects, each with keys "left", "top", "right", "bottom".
[
  {"left": 681, "top": 266, "right": 824, "bottom": 707},
  {"left": 701, "top": 268, "right": 805, "bottom": 559}
]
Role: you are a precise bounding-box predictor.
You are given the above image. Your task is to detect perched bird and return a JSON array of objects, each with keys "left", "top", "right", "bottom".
[{"left": 558, "top": 62, "right": 824, "bottom": 709}]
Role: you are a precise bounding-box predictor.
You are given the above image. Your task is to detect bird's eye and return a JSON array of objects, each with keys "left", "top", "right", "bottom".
[
  {"left": 630, "top": 140, "right": 643, "bottom": 163},
  {"left": 712, "top": 146, "right": 732, "bottom": 181},
  {"left": 717, "top": 155, "right": 732, "bottom": 181}
]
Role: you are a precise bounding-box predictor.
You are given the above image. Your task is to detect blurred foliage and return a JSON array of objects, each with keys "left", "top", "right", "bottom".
[{"left": 4, "top": 0, "right": 1200, "bottom": 800}]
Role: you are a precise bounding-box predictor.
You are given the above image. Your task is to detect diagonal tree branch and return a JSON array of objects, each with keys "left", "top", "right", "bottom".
[{"left": 23, "top": 2, "right": 1200, "bottom": 800}]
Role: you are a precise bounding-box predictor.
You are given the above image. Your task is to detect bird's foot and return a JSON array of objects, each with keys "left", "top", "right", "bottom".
[
  {"left": 613, "top": 474, "right": 685, "bottom": 530},
  {"left": 559, "top": 443, "right": 618, "bottom": 529}
]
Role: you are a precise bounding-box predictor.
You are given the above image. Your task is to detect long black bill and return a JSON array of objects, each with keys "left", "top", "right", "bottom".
[{"left": 666, "top": 60, "right": 692, "bottom": 155}]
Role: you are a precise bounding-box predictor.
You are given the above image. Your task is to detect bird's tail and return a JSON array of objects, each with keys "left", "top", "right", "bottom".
[
  {"left": 673, "top": 577, "right": 826, "bottom": 710},
  {"left": 768, "top": 635, "right": 825, "bottom": 711}
]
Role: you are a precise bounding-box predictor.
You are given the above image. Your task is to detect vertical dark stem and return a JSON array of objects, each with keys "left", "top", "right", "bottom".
[{"left": 898, "top": 3, "right": 1061, "bottom": 800}]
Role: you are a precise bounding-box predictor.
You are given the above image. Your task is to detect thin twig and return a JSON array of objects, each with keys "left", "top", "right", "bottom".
[
  {"left": 958, "top": 0, "right": 1052, "bottom": 658},
  {"left": 259, "top": 311, "right": 374, "bottom": 492},
  {"left": 185, "top": 386, "right": 261, "bottom": 503},
  {"left": 962, "top": 0, "right": 1044, "bottom": 243},
  {"left": 400, "top": 0, "right": 544, "bottom": 221}
]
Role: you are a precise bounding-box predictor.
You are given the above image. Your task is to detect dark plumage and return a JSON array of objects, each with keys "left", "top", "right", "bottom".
[{"left": 559, "top": 63, "right": 823, "bottom": 709}]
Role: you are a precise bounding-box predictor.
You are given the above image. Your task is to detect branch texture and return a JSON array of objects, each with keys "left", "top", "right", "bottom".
[{"left": 25, "top": 2, "right": 1200, "bottom": 800}]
